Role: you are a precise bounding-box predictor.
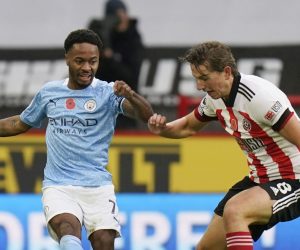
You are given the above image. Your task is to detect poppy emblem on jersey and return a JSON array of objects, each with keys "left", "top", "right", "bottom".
[
  {"left": 264, "top": 111, "right": 275, "bottom": 121},
  {"left": 242, "top": 118, "right": 251, "bottom": 131},
  {"left": 230, "top": 118, "right": 238, "bottom": 131},
  {"left": 84, "top": 99, "right": 97, "bottom": 112},
  {"left": 66, "top": 98, "right": 76, "bottom": 109}
]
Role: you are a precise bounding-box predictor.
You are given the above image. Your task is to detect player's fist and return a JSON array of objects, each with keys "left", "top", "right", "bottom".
[
  {"left": 148, "top": 113, "right": 167, "bottom": 134},
  {"left": 113, "top": 80, "right": 134, "bottom": 99}
]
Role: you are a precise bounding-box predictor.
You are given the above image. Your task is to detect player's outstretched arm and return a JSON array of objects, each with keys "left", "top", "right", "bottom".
[
  {"left": 0, "top": 115, "right": 31, "bottom": 137},
  {"left": 148, "top": 111, "right": 208, "bottom": 139},
  {"left": 279, "top": 114, "right": 300, "bottom": 147},
  {"left": 114, "top": 80, "right": 153, "bottom": 123}
]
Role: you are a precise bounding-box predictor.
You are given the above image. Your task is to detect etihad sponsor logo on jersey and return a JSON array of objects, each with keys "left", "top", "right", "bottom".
[
  {"left": 48, "top": 117, "right": 97, "bottom": 135},
  {"left": 51, "top": 127, "right": 88, "bottom": 135},
  {"left": 48, "top": 117, "right": 97, "bottom": 127}
]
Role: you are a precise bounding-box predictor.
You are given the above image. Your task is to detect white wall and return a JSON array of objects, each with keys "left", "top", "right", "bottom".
[{"left": 1, "top": 0, "right": 300, "bottom": 47}]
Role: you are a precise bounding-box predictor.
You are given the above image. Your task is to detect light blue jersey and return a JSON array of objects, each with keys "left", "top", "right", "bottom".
[{"left": 20, "top": 78, "right": 124, "bottom": 187}]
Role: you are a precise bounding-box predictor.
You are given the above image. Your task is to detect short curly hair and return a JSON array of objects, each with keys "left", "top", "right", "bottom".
[{"left": 64, "top": 29, "right": 103, "bottom": 53}]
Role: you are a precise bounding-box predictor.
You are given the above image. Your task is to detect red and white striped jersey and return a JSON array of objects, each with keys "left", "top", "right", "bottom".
[{"left": 194, "top": 73, "right": 300, "bottom": 183}]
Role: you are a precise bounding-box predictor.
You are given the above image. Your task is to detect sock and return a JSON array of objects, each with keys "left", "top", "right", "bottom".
[
  {"left": 60, "top": 235, "right": 83, "bottom": 250},
  {"left": 226, "top": 231, "right": 253, "bottom": 250}
]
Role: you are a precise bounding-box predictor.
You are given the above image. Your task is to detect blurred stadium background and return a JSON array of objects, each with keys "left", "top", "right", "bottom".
[{"left": 1, "top": 0, "right": 300, "bottom": 249}]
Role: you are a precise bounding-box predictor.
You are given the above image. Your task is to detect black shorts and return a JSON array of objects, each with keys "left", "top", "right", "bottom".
[{"left": 214, "top": 176, "right": 300, "bottom": 241}]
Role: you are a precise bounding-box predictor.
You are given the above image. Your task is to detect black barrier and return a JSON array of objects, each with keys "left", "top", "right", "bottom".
[
  {"left": 0, "top": 45, "right": 300, "bottom": 102},
  {"left": 0, "top": 45, "right": 300, "bottom": 123}
]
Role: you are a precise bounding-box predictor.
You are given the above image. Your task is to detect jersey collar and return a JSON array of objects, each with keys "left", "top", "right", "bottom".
[{"left": 222, "top": 73, "right": 241, "bottom": 107}]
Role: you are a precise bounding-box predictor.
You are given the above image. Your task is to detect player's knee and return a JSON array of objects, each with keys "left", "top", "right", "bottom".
[
  {"left": 49, "top": 214, "right": 81, "bottom": 239},
  {"left": 50, "top": 219, "right": 78, "bottom": 239},
  {"left": 223, "top": 198, "right": 243, "bottom": 223},
  {"left": 196, "top": 240, "right": 209, "bottom": 250},
  {"left": 58, "top": 222, "right": 80, "bottom": 238},
  {"left": 90, "top": 229, "right": 116, "bottom": 248}
]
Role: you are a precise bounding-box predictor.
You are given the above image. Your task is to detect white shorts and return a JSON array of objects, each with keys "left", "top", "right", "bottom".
[{"left": 42, "top": 185, "right": 121, "bottom": 242}]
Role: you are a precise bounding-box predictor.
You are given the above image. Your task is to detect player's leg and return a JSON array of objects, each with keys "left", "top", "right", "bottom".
[
  {"left": 196, "top": 214, "right": 227, "bottom": 250},
  {"left": 49, "top": 213, "right": 83, "bottom": 249},
  {"left": 223, "top": 185, "right": 273, "bottom": 231},
  {"left": 196, "top": 177, "right": 256, "bottom": 249},
  {"left": 83, "top": 185, "right": 121, "bottom": 250},
  {"left": 42, "top": 186, "right": 84, "bottom": 250},
  {"left": 223, "top": 178, "right": 300, "bottom": 249},
  {"left": 223, "top": 185, "right": 274, "bottom": 250},
  {"left": 89, "top": 229, "right": 117, "bottom": 250}
]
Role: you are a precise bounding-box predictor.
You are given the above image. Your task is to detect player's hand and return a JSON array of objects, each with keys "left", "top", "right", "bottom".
[
  {"left": 148, "top": 113, "right": 167, "bottom": 135},
  {"left": 113, "top": 80, "right": 134, "bottom": 99}
]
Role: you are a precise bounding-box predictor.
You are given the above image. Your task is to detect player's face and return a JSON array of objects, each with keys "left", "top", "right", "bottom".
[
  {"left": 191, "top": 64, "right": 232, "bottom": 100},
  {"left": 65, "top": 42, "right": 99, "bottom": 89}
]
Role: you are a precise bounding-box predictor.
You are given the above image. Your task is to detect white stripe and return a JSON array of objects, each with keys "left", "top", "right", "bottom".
[
  {"left": 227, "top": 239, "right": 253, "bottom": 244},
  {"left": 227, "top": 242, "right": 253, "bottom": 247},
  {"left": 273, "top": 189, "right": 300, "bottom": 213},
  {"left": 274, "top": 195, "right": 297, "bottom": 211},
  {"left": 274, "top": 198, "right": 298, "bottom": 214},
  {"left": 274, "top": 188, "right": 300, "bottom": 206},
  {"left": 273, "top": 188, "right": 300, "bottom": 209},
  {"left": 227, "top": 235, "right": 252, "bottom": 240}
]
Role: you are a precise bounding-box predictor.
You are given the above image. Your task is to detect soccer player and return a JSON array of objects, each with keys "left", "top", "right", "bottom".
[
  {"left": 148, "top": 41, "right": 300, "bottom": 250},
  {"left": 0, "top": 29, "right": 153, "bottom": 250}
]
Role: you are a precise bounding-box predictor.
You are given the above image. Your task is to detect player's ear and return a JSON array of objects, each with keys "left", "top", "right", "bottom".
[
  {"left": 65, "top": 54, "right": 70, "bottom": 66},
  {"left": 224, "top": 66, "right": 232, "bottom": 79}
]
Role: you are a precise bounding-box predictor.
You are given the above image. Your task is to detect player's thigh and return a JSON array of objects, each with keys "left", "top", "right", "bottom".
[
  {"left": 224, "top": 185, "right": 274, "bottom": 224},
  {"left": 196, "top": 214, "right": 227, "bottom": 250},
  {"left": 80, "top": 185, "right": 121, "bottom": 239},
  {"left": 42, "top": 186, "right": 83, "bottom": 241}
]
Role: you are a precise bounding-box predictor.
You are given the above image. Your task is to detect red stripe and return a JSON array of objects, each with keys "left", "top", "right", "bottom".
[
  {"left": 247, "top": 152, "right": 268, "bottom": 182},
  {"left": 226, "top": 232, "right": 253, "bottom": 250},
  {"left": 216, "top": 109, "right": 241, "bottom": 138},
  {"left": 227, "top": 108, "right": 241, "bottom": 138},
  {"left": 194, "top": 108, "right": 202, "bottom": 121},
  {"left": 226, "top": 232, "right": 252, "bottom": 237},
  {"left": 216, "top": 109, "right": 226, "bottom": 128},
  {"left": 240, "top": 111, "right": 295, "bottom": 182}
]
